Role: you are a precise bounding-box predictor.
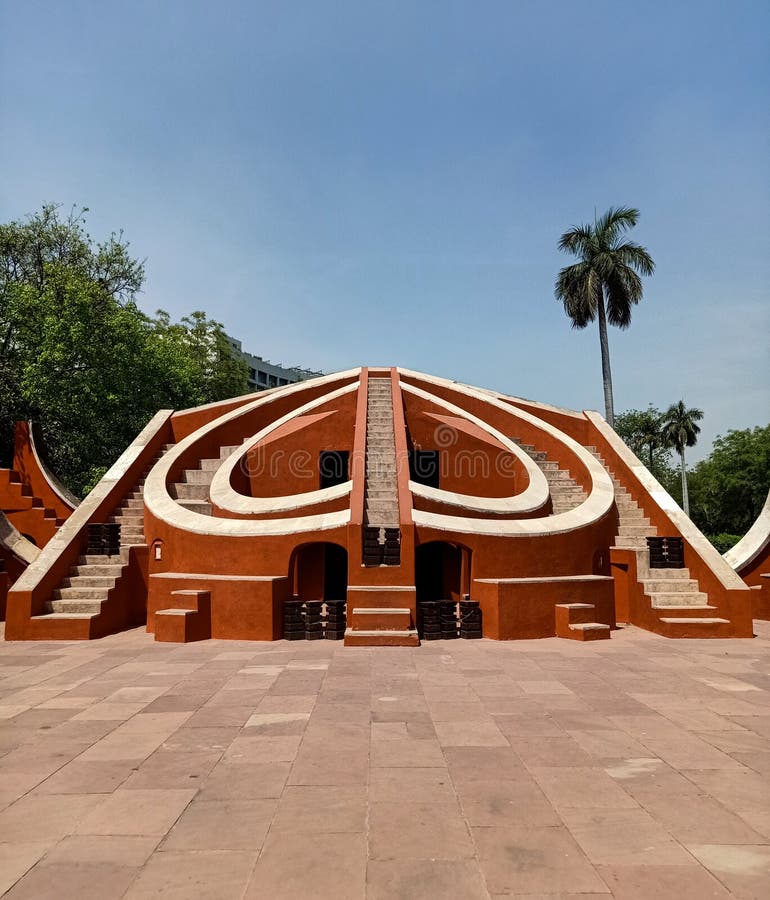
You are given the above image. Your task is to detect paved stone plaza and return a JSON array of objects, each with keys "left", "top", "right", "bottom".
[{"left": 0, "top": 624, "right": 769, "bottom": 899}]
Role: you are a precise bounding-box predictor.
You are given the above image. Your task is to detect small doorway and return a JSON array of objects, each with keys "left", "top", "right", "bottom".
[
  {"left": 415, "top": 541, "right": 469, "bottom": 603},
  {"left": 291, "top": 542, "right": 348, "bottom": 602},
  {"left": 319, "top": 451, "right": 349, "bottom": 489}
]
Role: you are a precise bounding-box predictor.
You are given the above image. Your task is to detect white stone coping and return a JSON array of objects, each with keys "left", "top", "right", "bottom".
[
  {"left": 150, "top": 572, "right": 286, "bottom": 581},
  {"left": 400, "top": 382, "right": 549, "bottom": 514},
  {"left": 143, "top": 369, "right": 360, "bottom": 537},
  {"left": 397, "top": 369, "right": 614, "bottom": 536},
  {"left": 348, "top": 584, "right": 416, "bottom": 591},
  {"left": 475, "top": 575, "right": 613, "bottom": 583},
  {"left": 0, "top": 510, "right": 40, "bottom": 566},
  {"left": 585, "top": 411, "right": 749, "bottom": 592},
  {"left": 724, "top": 488, "right": 770, "bottom": 574},
  {"left": 209, "top": 382, "right": 358, "bottom": 515},
  {"left": 11, "top": 410, "right": 174, "bottom": 594}
]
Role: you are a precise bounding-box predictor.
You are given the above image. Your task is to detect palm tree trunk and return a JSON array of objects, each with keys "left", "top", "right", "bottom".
[
  {"left": 680, "top": 449, "right": 690, "bottom": 517},
  {"left": 596, "top": 289, "right": 615, "bottom": 427}
]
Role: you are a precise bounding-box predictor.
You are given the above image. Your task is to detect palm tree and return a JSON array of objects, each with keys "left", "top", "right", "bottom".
[
  {"left": 555, "top": 207, "right": 655, "bottom": 427},
  {"left": 661, "top": 400, "right": 703, "bottom": 517}
]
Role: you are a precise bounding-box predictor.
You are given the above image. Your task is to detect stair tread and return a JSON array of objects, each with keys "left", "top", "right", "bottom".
[{"left": 659, "top": 617, "right": 730, "bottom": 624}]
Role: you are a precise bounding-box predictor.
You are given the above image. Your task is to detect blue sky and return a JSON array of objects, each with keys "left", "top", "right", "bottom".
[{"left": 2, "top": 0, "right": 768, "bottom": 460}]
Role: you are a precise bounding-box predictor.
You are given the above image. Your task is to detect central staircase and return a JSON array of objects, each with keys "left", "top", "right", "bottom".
[{"left": 346, "top": 376, "right": 417, "bottom": 646}]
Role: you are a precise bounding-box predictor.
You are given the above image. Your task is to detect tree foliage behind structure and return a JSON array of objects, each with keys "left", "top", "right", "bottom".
[
  {"left": 1, "top": 205, "right": 248, "bottom": 496},
  {"left": 687, "top": 426, "right": 770, "bottom": 540}
]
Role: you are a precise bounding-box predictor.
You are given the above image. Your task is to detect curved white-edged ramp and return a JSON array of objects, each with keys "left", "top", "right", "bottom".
[
  {"left": 724, "top": 488, "right": 770, "bottom": 575},
  {"left": 398, "top": 369, "right": 614, "bottom": 536},
  {"left": 144, "top": 370, "right": 360, "bottom": 536}
]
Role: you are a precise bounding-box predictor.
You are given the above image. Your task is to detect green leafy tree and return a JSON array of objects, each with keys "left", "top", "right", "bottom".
[
  {"left": 1, "top": 205, "right": 248, "bottom": 495},
  {"left": 688, "top": 425, "right": 770, "bottom": 538},
  {"left": 614, "top": 407, "right": 667, "bottom": 468},
  {"left": 555, "top": 207, "right": 655, "bottom": 427},
  {"left": 661, "top": 400, "right": 703, "bottom": 517}
]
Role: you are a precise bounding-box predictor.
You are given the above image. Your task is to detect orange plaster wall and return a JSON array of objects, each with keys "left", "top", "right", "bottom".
[
  {"left": 399, "top": 375, "right": 594, "bottom": 493},
  {"left": 244, "top": 394, "right": 357, "bottom": 499},
  {"left": 147, "top": 572, "right": 290, "bottom": 640},
  {"left": 402, "top": 394, "right": 527, "bottom": 498},
  {"left": 472, "top": 576, "right": 615, "bottom": 640}
]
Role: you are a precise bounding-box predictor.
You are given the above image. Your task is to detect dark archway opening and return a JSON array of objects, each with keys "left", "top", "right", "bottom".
[
  {"left": 291, "top": 542, "right": 348, "bottom": 602},
  {"left": 415, "top": 541, "right": 469, "bottom": 603}
]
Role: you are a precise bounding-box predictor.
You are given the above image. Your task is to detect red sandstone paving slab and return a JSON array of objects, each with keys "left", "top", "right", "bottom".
[
  {"left": 369, "top": 800, "right": 475, "bottom": 860},
  {"left": 33, "top": 759, "right": 135, "bottom": 794},
  {"left": 443, "top": 746, "right": 526, "bottom": 781},
  {"left": 596, "top": 864, "right": 734, "bottom": 898},
  {"left": 162, "top": 724, "right": 241, "bottom": 751},
  {"left": 288, "top": 753, "right": 369, "bottom": 785},
  {"left": 687, "top": 844, "right": 770, "bottom": 899},
  {"left": 530, "top": 766, "right": 639, "bottom": 811},
  {"left": 0, "top": 841, "right": 51, "bottom": 895},
  {"left": 427, "top": 700, "right": 494, "bottom": 721},
  {"left": 74, "top": 788, "right": 196, "bottom": 836},
  {"left": 681, "top": 767, "right": 770, "bottom": 814},
  {"left": 433, "top": 719, "right": 510, "bottom": 747},
  {"left": 3, "top": 861, "right": 140, "bottom": 900},
  {"left": 120, "top": 748, "right": 223, "bottom": 790},
  {"left": 244, "top": 832, "right": 366, "bottom": 900},
  {"left": 124, "top": 849, "right": 258, "bottom": 900},
  {"left": 0, "top": 793, "right": 102, "bottom": 842},
  {"left": 370, "top": 767, "right": 457, "bottom": 803},
  {"left": 221, "top": 733, "right": 302, "bottom": 763},
  {"left": 565, "top": 728, "right": 651, "bottom": 759},
  {"left": 370, "top": 721, "right": 409, "bottom": 741},
  {"left": 454, "top": 776, "right": 561, "bottom": 827},
  {"left": 371, "top": 738, "right": 446, "bottom": 767},
  {"left": 471, "top": 824, "right": 609, "bottom": 895},
  {"left": 558, "top": 807, "right": 705, "bottom": 867},
  {"left": 42, "top": 834, "right": 160, "bottom": 867},
  {"left": 162, "top": 798, "right": 277, "bottom": 850},
  {"left": 197, "top": 761, "right": 291, "bottom": 800},
  {"left": 270, "top": 785, "right": 367, "bottom": 833},
  {"left": 630, "top": 787, "right": 767, "bottom": 845},
  {"left": 507, "top": 735, "right": 597, "bottom": 767},
  {"left": 366, "top": 858, "right": 489, "bottom": 900}
]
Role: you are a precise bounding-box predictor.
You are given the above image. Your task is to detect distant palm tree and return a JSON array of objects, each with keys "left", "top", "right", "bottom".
[
  {"left": 555, "top": 207, "right": 655, "bottom": 427},
  {"left": 662, "top": 401, "right": 703, "bottom": 517}
]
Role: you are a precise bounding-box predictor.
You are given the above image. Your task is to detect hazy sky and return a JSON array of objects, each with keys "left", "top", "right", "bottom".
[{"left": 2, "top": 1, "right": 768, "bottom": 459}]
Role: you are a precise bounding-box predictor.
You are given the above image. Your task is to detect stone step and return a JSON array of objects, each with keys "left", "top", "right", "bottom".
[
  {"left": 71, "top": 563, "right": 123, "bottom": 577},
  {"left": 648, "top": 591, "right": 709, "bottom": 607},
  {"left": 79, "top": 552, "right": 129, "bottom": 565},
  {"left": 182, "top": 469, "right": 215, "bottom": 485},
  {"left": 46, "top": 598, "right": 105, "bottom": 614},
  {"left": 219, "top": 446, "right": 240, "bottom": 458},
  {"left": 651, "top": 602, "right": 716, "bottom": 612},
  {"left": 618, "top": 524, "right": 657, "bottom": 537},
  {"left": 62, "top": 575, "right": 115, "bottom": 588},
  {"left": 658, "top": 617, "right": 729, "bottom": 625},
  {"left": 178, "top": 500, "right": 213, "bottom": 515},
  {"left": 643, "top": 579, "right": 699, "bottom": 593},
  {"left": 343, "top": 629, "right": 420, "bottom": 648},
  {"left": 613, "top": 539, "right": 649, "bottom": 550},
  {"left": 55, "top": 586, "right": 109, "bottom": 600},
  {"left": 199, "top": 457, "right": 221, "bottom": 471},
  {"left": 172, "top": 483, "right": 210, "bottom": 500}
]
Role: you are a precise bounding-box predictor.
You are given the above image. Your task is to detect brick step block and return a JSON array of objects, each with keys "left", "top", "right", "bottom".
[
  {"left": 46, "top": 598, "right": 105, "bottom": 615},
  {"left": 154, "top": 590, "right": 211, "bottom": 643},
  {"left": 555, "top": 603, "right": 610, "bottom": 641},
  {"left": 344, "top": 628, "right": 419, "bottom": 647}
]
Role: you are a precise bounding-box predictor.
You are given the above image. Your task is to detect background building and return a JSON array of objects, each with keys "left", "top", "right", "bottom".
[{"left": 225, "top": 336, "right": 323, "bottom": 392}]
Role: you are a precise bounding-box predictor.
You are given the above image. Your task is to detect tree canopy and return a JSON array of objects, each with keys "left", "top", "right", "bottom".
[{"left": 1, "top": 205, "right": 248, "bottom": 496}]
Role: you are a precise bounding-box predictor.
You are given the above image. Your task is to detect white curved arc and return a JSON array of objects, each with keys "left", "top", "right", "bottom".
[
  {"left": 143, "top": 369, "right": 360, "bottom": 537},
  {"left": 209, "top": 381, "right": 359, "bottom": 515},
  {"left": 400, "top": 382, "right": 548, "bottom": 514},
  {"left": 724, "top": 487, "right": 770, "bottom": 573},
  {"left": 397, "top": 368, "right": 614, "bottom": 536}
]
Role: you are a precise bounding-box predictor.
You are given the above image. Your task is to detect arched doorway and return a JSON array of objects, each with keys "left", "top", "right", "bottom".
[
  {"left": 290, "top": 542, "right": 348, "bottom": 602},
  {"left": 415, "top": 541, "right": 471, "bottom": 603}
]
